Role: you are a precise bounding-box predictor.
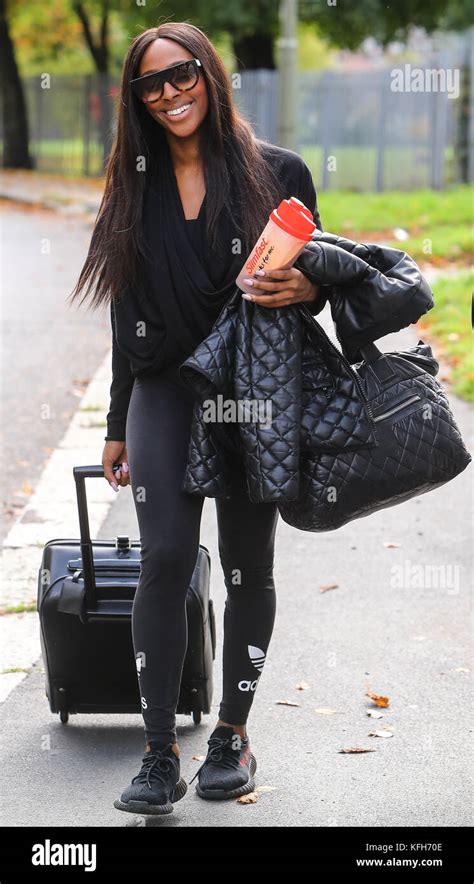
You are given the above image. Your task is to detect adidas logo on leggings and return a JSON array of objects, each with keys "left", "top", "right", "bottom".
[{"left": 238, "top": 645, "right": 266, "bottom": 692}]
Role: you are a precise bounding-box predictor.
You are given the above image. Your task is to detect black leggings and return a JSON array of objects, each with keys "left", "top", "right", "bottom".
[{"left": 125, "top": 361, "right": 279, "bottom": 746}]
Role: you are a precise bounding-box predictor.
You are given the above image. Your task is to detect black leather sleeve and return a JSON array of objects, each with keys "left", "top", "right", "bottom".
[{"left": 293, "top": 232, "right": 435, "bottom": 362}]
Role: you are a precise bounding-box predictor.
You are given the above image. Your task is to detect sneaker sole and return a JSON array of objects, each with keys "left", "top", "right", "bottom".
[
  {"left": 113, "top": 776, "right": 187, "bottom": 815},
  {"left": 195, "top": 753, "right": 257, "bottom": 800}
]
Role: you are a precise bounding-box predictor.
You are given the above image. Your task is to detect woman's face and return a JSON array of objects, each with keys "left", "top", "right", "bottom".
[{"left": 137, "top": 38, "right": 208, "bottom": 138}]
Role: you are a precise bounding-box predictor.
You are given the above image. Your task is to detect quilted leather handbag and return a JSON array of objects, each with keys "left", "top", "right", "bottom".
[{"left": 279, "top": 333, "right": 472, "bottom": 532}]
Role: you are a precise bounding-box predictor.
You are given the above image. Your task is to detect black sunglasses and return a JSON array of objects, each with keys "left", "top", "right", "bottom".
[{"left": 130, "top": 58, "right": 202, "bottom": 103}]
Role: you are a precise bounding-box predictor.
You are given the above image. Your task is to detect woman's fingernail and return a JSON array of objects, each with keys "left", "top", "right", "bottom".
[
  {"left": 122, "top": 463, "right": 129, "bottom": 473},
  {"left": 243, "top": 278, "right": 254, "bottom": 286},
  {"left": 255, "top": 269, "right": 265, "bottom": 276},
  {"left": 111, "top": 482, "right": 119, "bottom": 491},
  {"left": 242, "top": 293, "right": 253, "bottom": 300}
]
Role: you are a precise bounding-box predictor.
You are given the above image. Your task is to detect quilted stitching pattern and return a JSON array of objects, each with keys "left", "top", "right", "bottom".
[
  {"left": 177, "top": 239, "right": 470, "bottom": 529},
  {"left": 179, "top": 296, "right": 377, "bottom": 504},
  {"left": 279, "top": 357, "right": 471, "bottom": 531}
]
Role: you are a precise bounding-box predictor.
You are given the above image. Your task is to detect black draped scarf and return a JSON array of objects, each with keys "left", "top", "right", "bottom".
[{"left": 113, "top": 137, "right": 244, "bottom": 376}]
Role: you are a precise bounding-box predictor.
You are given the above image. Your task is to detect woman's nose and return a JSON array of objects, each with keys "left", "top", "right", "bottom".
[{"left": 161, "top": 80, "right": 181, "bottom": 101}]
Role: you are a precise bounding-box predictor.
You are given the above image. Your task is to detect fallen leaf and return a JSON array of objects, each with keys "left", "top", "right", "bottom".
[
  {"left": 338, "top": 747, "right": 377, "bottom": 754},
  {"left": 275, "top": 699, "right": 301, "bottom": 707},
  {"left": 366, "top": 689, "right": 390, "bottom": 708},
  {"left": 367, "top": 710, "right": 384, "bottom": 719},
  {"left": 237, "top": 791, "right": 259, "bottom": 803},
  {"left": 192, "top": 754, "right": 206, "bottom": 761},
  {"left": 368, "top": 729, "right": 394, "bottom": 738},
  {"left": 320, "top": 582, "right": 339, "bottom": 593},
  {"left": 295, "top": 681, "right": 311, "bottom": 690}
]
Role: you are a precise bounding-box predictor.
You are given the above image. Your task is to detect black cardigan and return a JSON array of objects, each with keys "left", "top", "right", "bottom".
[{"left": 105, "top": 143, "right": 323, "bottom": 442}]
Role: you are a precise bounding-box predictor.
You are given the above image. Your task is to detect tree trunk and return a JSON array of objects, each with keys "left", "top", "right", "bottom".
[
  {"left": 73, "top": 1, "right": 112, "bottom": 170},
  {"left": 232, "top": 33, "right": 275, "bottom": 70},
  {"left": 457, "top": 64, "right": 470, "bottom": 184},
  {"left": 0, "top": 0, "right": 33, "bottom": 168}
]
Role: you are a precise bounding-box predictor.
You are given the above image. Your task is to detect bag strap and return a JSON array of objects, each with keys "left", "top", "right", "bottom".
[
  {"left": 359, "top": 342, "right": 382, "bottom": 363},
  {"left": 359, "top": 342, "right": 398, "bottom": 383}
]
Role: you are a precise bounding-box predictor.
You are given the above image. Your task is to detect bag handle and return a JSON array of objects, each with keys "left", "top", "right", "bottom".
[
  {"left": 72, "top": 465, "right": 104, "bottom": 609},
  {"left": 358, "top": 342, "right": 398, "bottom": 383},
  {"left": 358, "top": 342, "right": 382, "bottom": 363}
]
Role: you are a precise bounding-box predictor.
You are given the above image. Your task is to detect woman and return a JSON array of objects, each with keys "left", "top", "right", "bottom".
[{"left": 69, "top": 21, "right": 323, "bottom": 816}]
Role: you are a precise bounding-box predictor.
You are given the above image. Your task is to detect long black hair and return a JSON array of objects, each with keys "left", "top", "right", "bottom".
[{"left": 67, "top": 21, "right": 284, "bottom": 310}]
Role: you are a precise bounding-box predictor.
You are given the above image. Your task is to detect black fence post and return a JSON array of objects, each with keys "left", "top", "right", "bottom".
[{"left": 83, "top": 73, "right": 91, "bottom": 177}]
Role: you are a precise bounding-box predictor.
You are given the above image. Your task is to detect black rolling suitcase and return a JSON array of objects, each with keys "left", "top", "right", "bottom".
[{"left": 37, "top": 464, "right": 216, "bottom": 725}]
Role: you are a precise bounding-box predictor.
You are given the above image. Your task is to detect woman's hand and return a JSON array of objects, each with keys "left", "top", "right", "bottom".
[
  {"left": 241, "top": 267, "right": 321, "bottom": 308},
  {"left": 102, "top": 440, "right": 130, "bottom": 492}
]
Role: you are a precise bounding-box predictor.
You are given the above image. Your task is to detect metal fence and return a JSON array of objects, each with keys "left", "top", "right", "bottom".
[{"left": 4, "top": 36, "right": 473, "bottom": 190}]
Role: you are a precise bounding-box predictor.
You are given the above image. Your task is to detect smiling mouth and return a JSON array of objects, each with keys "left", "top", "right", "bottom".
[{"left": 160, "top": 101, "right": 194, "bottom": 120}]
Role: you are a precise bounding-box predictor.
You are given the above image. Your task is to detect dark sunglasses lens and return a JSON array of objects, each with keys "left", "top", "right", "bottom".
[
  {"left": 173, "top": 61, "right": 198, "bottom": 88},
  {"left": 133, "top": 61, "right": 198, "bottom": 102}
]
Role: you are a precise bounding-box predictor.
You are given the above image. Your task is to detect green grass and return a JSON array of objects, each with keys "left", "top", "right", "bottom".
[
  {"left": 301, "top": 146, "right": 459, "bottom": 192},
  {"left": 31, "top": 139, "right": 104, "bottom": 176},
  {"left": 0, "top": 138, "right": 105, "bottom": 177},
  {"left": 311, "top": 185, "right": 473, "bottom": 401},
  {"left": 1, "top": 139, "right": 464, "bottom": 188},
  {"left": 315, "top": 185, "right": 473, "bottom": 263},
  {"left": 418, "top": 269, "right": 474, "bottom": 401},
  {"left": 317, "top": 186, "right": 472, "bottom": 231},
  {"left": 1, "top": 601, "right": 37, "bottom": 615}
]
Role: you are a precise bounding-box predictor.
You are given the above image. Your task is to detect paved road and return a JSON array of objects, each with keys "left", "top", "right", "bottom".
[
  {"left": 1, "top": 314, "right": 472, "bottom": 827},
  {"left": 0, "top": 203, "right": 104, "bottom": 541}
]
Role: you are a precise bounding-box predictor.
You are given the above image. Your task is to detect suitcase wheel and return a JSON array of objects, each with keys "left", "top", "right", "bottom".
[
  {"left": 59, "top": 711, "right": 69, "bottom": 724},
  {"left": 193, "top": 710, "right": 201, "bottom": 725}
]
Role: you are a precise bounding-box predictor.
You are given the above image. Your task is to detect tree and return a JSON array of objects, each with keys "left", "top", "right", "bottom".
[
  {"left": 299, "top": 0, "right": 455, "bottom": 52},
  {"left": 2, "top": 0, "right": 471, "bottom": 171},
  {"left": 0, "top": 0, "right": 33, "bottom": 168},
  {"left": 70, "top": 0, "right": 115, "bottom": 164},
  {"left": 72, "top": 0, "right": 110, "bottom": 73}
]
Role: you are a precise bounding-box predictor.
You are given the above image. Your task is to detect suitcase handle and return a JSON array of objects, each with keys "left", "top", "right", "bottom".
[
  {"left": 72, "top": 464, "right": 107, "bottom": 608},
  {"left": 72, "top": 465, "right": 212, "bottom": 615}
]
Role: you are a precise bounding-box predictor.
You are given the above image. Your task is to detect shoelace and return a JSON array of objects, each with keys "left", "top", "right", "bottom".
[
  {"left": 131, "top": 742, "right": 178, "bottom": 791},
  {"left": 189, "top": 734, "right": 245, "bottom": 785}
]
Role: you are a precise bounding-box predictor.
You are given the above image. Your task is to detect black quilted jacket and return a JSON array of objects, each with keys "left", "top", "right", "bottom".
[{"left": 178, "top": 231, "right": 434, "bottom": 516}]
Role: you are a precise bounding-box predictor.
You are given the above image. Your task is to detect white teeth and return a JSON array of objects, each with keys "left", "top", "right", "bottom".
[{"left": 165, "top": 103, "right": 192, "bottom": 117}]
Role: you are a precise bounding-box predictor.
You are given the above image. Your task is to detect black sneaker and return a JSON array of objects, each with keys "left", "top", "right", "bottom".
[
  {"left": 189, "top": 725, "right": 257, "bottom": 800},
  {"left": 113, "top": 741, "right": 187, "bottom": 815}
]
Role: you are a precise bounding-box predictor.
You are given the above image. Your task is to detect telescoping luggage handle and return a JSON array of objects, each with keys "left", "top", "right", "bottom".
[{"left": 72, "top": 464, "right": 109, "bottom": 609}]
